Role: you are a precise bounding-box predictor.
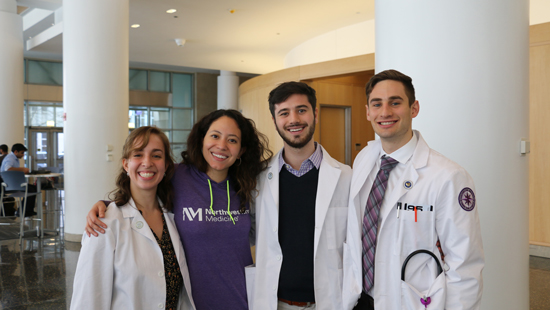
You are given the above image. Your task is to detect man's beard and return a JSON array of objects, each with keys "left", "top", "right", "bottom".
[{"left": 276, "top": 122, "right": 315, "bottom": 149}]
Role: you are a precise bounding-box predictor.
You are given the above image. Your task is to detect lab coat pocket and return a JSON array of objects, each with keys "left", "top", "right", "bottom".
[
  {"left": 400, "top": 249, "right": 446, "bottom": 310},
  {"left": 325, "top": 206, "right": 348, "bottom": 250},
  {"left": 401, "top": 272, "right": 446, "bottom": 310},
  {"left": 245, "top": 264, "right": 256, "bottom": 309},
  {"left": 342, "top": 241, "right": 362, "bottom": 310}
]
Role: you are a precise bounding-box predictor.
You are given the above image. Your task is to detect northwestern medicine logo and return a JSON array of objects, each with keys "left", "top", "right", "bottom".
[{"left": 181, "top": 208, "right": 249, "bottom": 222}]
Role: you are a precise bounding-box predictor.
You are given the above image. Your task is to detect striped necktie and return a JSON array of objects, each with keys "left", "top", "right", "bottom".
[{"left": 362, "top": 155, "right": 399, "bottom": 292}]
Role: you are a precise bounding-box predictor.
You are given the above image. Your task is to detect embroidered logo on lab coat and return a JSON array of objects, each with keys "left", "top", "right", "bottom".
[{"left": 458, "top": 187, "right": 475, "bottom": 211}]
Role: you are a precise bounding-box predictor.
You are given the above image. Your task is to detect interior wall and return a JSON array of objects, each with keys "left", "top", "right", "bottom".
[
  {"left": 529, "top": 21, "right": 550, "bottom": 247},
  {"left": 239, "top": 54, "right": 375, "bottom": 155},
  {"left": 305, "top": 72, "right": 374, "bottom": 165}
]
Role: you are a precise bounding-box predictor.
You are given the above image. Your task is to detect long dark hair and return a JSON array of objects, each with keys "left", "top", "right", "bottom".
[
  {"left": 110, "top": 126, "right": 175, "bottom": 211},
  {"left": 181, "top": 109, "right": 272, "bottom": 212}
]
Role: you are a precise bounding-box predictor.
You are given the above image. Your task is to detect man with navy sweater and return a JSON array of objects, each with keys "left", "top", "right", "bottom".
[{"left": 249, "top": 82, "right": 352, "bottom": 310}]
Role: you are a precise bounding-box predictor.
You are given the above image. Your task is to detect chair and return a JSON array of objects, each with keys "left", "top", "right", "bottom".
[{"left": 1, "top": 171, "right": 40, "bottom": 244}]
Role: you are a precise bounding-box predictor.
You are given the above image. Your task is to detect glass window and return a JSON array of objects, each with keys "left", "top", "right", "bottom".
[
  {"left": 171, "top": 144, "right": 186, "bottom": 163},
  {"left": 151, "top": 108, "right": 170, "bottom": 128},
  {"left": 55, "top": 107, "right": 64, "bottom": 127},
  {"left": 172, "top": 73, "right": 193, "bottom": 107},
  {"left": 163, "top": 130, "right": 170, "bottom": 142},
  {"left": 28, "top": 106, "right": 56, "bottom": 127},
  {"left": 149, "top": 71, "right": 170, "bottom": 92},
  {"left": 27, "top": 60, "right": 63, "bottom": 85},
  {"left": 172, "top": 130, "right": 190, "bottom": 144},
  {"left": 57, "top": 132, "right": 64, "bottom": 160},
  {"left": 129, "top": 69, "right": 148, "bottom": 90},
  {"left": 129, "top": 108, "right": 148, "bottom": 128},
  {"left": 172, "top": 108, "right": 193, "bottom": 130}
]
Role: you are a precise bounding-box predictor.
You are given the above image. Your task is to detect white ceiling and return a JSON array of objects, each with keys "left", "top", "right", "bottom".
[
  {"left": 20, "top": 0, "right": 374, "bottom": 74},
  {"left": 18, "top": 0, "right": 550, "bottom": 75}
]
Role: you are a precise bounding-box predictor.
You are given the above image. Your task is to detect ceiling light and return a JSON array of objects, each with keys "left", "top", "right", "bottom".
[
  {"left": 175, "top": 38, "right": 186, "bottom": 47},
  {"left": 131, "top": 24, "right": 140, "bottom": 28},
  {"left": 166, "top": 9, "right": 177, "bottom": 13}
]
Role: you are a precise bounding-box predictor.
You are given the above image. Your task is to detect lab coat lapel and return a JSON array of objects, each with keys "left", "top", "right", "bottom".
[
  {"left": 350, "top": 139, "right": 382, "bottom": 200},
  {"left": 378, "top": 131, "right": 430, "bottom": 230},
  {"left": 122, "top": 199, "right": 158, "bottom": 245},
  {"left": 314, "top": 146, "right": 341, "bottom": 257},
  {"left": 266, "top": 151, "right": 281, "bottom": 213}
]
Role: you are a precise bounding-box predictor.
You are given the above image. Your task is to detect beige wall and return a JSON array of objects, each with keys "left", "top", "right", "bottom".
[
  {"left": 529, "top": 22, "right": 550, "bottom": 246},
  {"left": 306, "top": 73, "right": 374, "bottom": 164},
  {"left": 239, "top": 54, "right": 375, "bottom": 155}
]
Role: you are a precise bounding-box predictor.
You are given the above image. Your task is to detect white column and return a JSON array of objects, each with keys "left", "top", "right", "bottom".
[
  {"left": 63, "top": 0, "right": 129, "bottom": 241},
  {"left": 0, "top": 0, "right": 24, "bottom": 147},
  {"left": 217, "top": 70, "right": 239, "bottom": 110},
  {"left": 375, "top": 1, "right": 529, "bottom": 309}
]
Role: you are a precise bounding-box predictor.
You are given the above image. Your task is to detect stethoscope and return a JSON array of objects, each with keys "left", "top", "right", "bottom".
[{"left": 401, "top": 249, "right": 443, "bottom": 308}]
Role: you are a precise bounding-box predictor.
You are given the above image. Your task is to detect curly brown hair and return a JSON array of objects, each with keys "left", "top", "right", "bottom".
[
  {"left": 181, "top": 109, "right": 272, "bottom": 212},
  {"left": 110, "top": 126, "right": 175, "bottom": 211}
]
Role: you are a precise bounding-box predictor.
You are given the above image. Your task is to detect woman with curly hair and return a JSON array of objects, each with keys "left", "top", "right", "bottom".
[{"left": 84, "top": 110, "right": 272, "bottom": 309}]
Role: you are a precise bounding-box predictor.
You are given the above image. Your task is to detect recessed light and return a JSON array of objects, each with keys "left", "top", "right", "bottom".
[
  {"left": 131, "top": 24, "right": 140, "bottom": 28},
  {"left": 166, "top": 9, "right": 177, "bottom": 13}
]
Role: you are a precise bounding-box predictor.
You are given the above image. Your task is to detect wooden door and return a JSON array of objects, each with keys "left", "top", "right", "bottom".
[{"left": 319, "top": 106, "right": 349, "bottom": 164}]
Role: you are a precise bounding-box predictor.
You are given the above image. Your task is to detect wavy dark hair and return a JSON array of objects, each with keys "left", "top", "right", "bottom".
[
  {"left": 110, "top": 126, "right": 175, "bottom": 211},
  {"left": 181, "top": 109, "right": 272, "bottom": 212}
]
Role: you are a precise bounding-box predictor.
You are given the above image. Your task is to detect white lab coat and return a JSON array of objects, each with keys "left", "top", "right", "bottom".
[
  {"left": 248, "top": 145, "right": 352, "bottom": 310},
  {"left": 342, "top": 131, "right": 484, "bottom": 310},
  {"left": 71, "top": 199, "right": 195, "bottom": 310}
]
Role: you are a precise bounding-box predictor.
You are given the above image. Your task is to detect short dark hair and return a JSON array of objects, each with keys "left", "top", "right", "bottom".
[
  {"left": 268, "top": 82, "right": 317, "bottom": 117},
  {"left": 11, "top": 143, "right": 27, "bottom": 153},
  {"left": 365, "top": 69, "right": 416, "bottom": 106},
  {"left": 0, "top": 144, "right": 7, "bottom": 153},
  {"left": 181, "top": 109, "right": 272, "bottom": 212}
]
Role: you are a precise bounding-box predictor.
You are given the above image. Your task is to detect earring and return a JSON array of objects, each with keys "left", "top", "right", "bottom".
[
  {"left": 126, "top": 172, "right": 129, "bottom": 176},
  {"left": 237, "top": 158, "right": 242, "bottom": 166}
]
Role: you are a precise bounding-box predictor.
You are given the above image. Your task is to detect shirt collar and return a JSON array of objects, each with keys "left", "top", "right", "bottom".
[
  {"left": 380, "top": 132, "right": 418, "bottom": 164},
  {"left": 278, "top": 142, "right": 323, "bottom": 172}
]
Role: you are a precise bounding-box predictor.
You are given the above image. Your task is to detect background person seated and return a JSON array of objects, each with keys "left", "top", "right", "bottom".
[{"left": 1, "top": 144, "right": 37, "bottom": 217}]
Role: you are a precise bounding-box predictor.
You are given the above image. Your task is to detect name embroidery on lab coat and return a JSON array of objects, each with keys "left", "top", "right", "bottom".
[{"left": 396, "top": 202, "right": 433, "bottom": 212}]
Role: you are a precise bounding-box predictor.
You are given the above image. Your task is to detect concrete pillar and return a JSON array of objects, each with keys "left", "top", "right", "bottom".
[
  {"left": 0, "top": 0, "right": 24, "bottom": 147},
  {"left": 217, "top": 70, "right": 239, "bottom": 110},
  {"left": 63, "top": 0, "right": 129, "bottom": 241},
  {"left": 375, "top": 1, "right": 529, "bottom": 309}
]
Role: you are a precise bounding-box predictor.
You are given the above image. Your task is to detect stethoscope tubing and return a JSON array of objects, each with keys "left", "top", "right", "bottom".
[{"left": 401, "top": 249, "right": 443, "bottom": 281}]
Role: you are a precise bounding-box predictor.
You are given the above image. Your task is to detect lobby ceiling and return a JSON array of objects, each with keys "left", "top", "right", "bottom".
[{"left": 19, "top": 0, "right": 374, "bottom": 74}]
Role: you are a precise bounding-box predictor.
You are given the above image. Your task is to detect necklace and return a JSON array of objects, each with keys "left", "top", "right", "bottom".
[{"left": 133, "top": 198, "right": 160, "bottom": 214}]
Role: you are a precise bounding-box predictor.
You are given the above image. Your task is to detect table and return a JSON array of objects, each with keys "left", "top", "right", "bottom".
[{"left": 25, "top": 173, "right": 62, "bottom": 238}]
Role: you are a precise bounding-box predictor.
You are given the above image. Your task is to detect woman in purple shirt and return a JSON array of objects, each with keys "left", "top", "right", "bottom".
[{"left": 85, "top": 110, "right": 272, "bottom": 309}]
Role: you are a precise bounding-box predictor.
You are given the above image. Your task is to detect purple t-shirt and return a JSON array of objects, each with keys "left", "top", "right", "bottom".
[{"left": 172, "top": 164, "right": 252, "bottom": 310}]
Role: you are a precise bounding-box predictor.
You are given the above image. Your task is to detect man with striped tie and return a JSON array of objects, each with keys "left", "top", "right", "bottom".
[{"left": 343, "top": 70, "right": 484, "bottom": 310}]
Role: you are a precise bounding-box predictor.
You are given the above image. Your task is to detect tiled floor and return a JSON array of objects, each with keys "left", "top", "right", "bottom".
[
  {"left": 530, "top": 256, "right": 550, "bottom": 310},
  {"left": 0, "top": 218, "right": 549, "bottom": 309}
]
